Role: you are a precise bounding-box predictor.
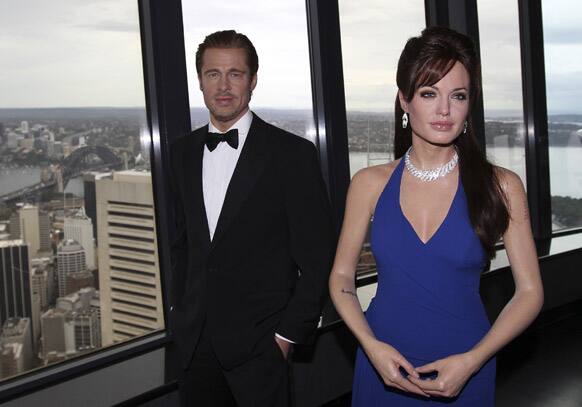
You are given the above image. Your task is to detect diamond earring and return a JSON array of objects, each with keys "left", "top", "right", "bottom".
[
  {"left": 402, "top": 112, "right": 409, "bottom": 129},
  {"left": 463, "top": 121, "right": 468, "bottom": 134}
]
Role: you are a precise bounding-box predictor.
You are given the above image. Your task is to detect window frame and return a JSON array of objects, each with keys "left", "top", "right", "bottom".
[
  {"left": 0, "top": 0, "right": 188, "bottom": 401},
  {"left": 2, "top": 0, "right": 582, "bottom": 402}
]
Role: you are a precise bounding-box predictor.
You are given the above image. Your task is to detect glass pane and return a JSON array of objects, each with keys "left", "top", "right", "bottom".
[
  {"left": 338, "top": 1, "right": 425, "bottom": 283},
  {"left": 0, "top": 1, "right": 164, "bottom": 381},
  {"left": 542, "top": 0, "right": 582, "bottom": 231},
  {"left": 477, "top": 0, "right": 527, "bottom": 187},
  {"left": 181, "top": 1, "right": 315, "bottom": 141},
  {"left": 339, "top": 1, "right": 426, "bottom": 177}
]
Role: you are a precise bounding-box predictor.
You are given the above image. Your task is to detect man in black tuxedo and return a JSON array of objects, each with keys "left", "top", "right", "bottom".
[{"left": 169, "top": 30, "right": 334, "bottom": 406}]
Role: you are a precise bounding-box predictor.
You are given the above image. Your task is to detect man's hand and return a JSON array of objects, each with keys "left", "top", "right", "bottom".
[{"left": 274, "top": 335, "right": 293, "bottom": 360}]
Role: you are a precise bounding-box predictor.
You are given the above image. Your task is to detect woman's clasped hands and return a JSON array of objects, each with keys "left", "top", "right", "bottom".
[{"left": 366, "top": 340, "right": 479, "bottom": 399}]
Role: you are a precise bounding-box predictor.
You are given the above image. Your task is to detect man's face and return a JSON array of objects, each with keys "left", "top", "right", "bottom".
[{"left": 198, "top": 47, "right": 257, "bottom": 132}]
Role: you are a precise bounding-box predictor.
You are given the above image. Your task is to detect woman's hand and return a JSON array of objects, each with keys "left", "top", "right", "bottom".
[
  {"left": 408, "top": 353, "right": 478, "bottom": 398},
  {"left": 364, "top": 340, "right": 429, "bottom": 397}
]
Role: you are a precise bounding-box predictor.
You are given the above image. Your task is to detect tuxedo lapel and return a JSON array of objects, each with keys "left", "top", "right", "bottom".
[
  {"left": 210, "top": 115, "right": 271, "bottom": 250},
  {"left": 188, "top": 126, "right": 212, "bottom": 254}
]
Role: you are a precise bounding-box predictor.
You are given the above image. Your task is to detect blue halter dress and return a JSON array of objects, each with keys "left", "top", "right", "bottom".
[{"left": 351, "top": 159, "right": 495, "bottom": 406}]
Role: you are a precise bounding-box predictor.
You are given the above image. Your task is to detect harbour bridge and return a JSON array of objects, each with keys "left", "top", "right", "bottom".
[{"left": 0, "top": 145, "right": 124, "bottom": 204}]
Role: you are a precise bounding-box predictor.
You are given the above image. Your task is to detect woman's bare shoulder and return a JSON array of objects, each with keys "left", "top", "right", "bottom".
[
  {"left": 351, "top": 160, "right": 400, "bottom": 189},
  {"left": 348, "top": 160, "right": 401, "bottom": 210},
  {"left": 493, "top": 166, "right": 525, "bottom": 196}
]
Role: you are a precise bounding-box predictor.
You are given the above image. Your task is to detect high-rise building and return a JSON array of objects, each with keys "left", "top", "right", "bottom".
[
  {"left": 56, "top": 239, "right": 86, "bottom": 297},
  {"left": 31, "top": 257, "right": 57, "bottom": 306},
  {"left": 38, "top": 211, "right": 51, "bottom": 253},
  {"left": 20, "top": 121, "right": 29, "bottom": 134},
  {"left": 40, "top": 308, "right": 69, "bottom": 361},
  {"left": 64, "top": 208, "right": 95, "bottom": 269},
  {"left": 0, "top": 317, "right": 33, "bottom": 379},
  {"left": 83, "top": 172, "right": 110, "bottom": 241},
  {"left": 96, "top": 170, "right": 164, "bottom": 346},
  {"left": 70, "top": 288, "right": 101, "bottom": 352},
  {"left": 0, "top": 241, "right": 31, "bottom": 330},
  {"left": 40, "top": 288, "right": 101, "bottom": 363},
  {"left": 10, "top": 205, "right": 41, "bottom": 258},
  {"left": 31, "top": 267, "right": 49, "bottom": 310}
]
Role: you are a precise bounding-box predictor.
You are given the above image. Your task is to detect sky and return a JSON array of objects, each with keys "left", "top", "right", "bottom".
[{"left": 0, "top": 0, "right": 581, "bottom": 114}]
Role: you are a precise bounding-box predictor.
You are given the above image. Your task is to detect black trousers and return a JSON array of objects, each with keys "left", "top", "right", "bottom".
[{"left": 178, "top": 329, "right": 292, "bottom": 407}]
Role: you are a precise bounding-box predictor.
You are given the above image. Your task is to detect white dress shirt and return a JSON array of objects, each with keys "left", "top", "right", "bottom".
[
  {"left": 202, "top": 109, "right": 295, "bottom": 345},
  {"left": 203, "top": 109, "right": 252, "bottom": 240}
]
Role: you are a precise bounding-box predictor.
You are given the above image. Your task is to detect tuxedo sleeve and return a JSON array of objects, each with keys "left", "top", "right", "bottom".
[
  {"left": 168, "top": 140, "right": 189, "bottom": 305},
  {"left": 277, "top": 139, "right": 335, "bottom": 344}
]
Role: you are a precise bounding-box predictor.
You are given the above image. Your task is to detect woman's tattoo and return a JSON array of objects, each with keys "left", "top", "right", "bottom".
[{"left": 341, "top": 288, "right": 358, "bottom": 298}]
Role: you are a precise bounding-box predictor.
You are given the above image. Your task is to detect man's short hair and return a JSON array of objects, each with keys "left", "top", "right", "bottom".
[{"left": 195, "top": 30, "right": 259, "bottom": 78}]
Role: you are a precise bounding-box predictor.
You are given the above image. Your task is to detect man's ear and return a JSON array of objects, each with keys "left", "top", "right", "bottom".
[
  {"left": 250, "top": 74, "right": 257, "bottom": 92},
  {"left": 398, "top": 90, "right": 409, "bottom": 112}
]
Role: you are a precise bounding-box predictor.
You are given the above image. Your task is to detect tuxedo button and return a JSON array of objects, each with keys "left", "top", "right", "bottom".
[{"left": 170, "top": 306, "right": 174, "bottom": 312}]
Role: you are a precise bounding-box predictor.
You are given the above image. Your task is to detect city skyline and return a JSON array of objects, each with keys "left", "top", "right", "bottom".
[{"left": 1, "top": 0, "right": 582, "bottom": 113}]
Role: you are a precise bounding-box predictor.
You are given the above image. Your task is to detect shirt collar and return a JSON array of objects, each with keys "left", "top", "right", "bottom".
[{"left": 208, "top": 109, "right": 253, "bottom": 138}]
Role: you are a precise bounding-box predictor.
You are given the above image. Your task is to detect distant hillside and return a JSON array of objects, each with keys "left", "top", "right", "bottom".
[{"left": 0, "top": 107, "right": 146, "bottom": 121}]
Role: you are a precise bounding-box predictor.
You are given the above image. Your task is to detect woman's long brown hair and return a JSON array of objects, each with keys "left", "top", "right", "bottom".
[{"left": 394, "top": 26, "right": 509, "bottom": 258}]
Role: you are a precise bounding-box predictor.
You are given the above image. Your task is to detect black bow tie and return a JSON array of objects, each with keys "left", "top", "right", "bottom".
[{"left": 205, "top": 129, "right": 239, "bottom": 151}]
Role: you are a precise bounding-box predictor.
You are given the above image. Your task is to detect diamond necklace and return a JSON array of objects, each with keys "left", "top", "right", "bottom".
[{"left": 404, "top": 146, "right": 459, "bottom": 182}]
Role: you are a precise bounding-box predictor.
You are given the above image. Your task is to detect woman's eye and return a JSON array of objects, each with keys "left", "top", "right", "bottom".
[
  {"left": 453, "top": 93, "right": 468, "bottom": 100},
  {"left": 420, "top": 91, "right": 435, "bottom": 98}
]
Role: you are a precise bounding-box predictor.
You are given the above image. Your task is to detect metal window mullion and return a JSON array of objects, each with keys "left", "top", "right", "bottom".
[
  {"left": 518, "top": 0, "right": 552, "bottom": 241},
  {"left": 305, "top": 0, "right": 350, "bottom": 234}
]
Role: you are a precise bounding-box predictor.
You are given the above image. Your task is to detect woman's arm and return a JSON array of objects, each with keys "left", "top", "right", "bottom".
[
  {"left": 329, "top": 165, "right": 428, "bottom": 397},
  {"left": 412, "top": 169, "right": 544, "bottom": 397}
]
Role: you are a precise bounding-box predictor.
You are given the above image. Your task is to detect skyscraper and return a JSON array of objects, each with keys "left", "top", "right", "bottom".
[
  {"left": 56, "top": 239, "right": 86, "bottom": 298},
  {"left": 64, "top": 208, "right": 95, "bottom": 269},
  {"left": 31, "top": 267, "right": 49, "bottom": 310},
  {"left": 20, "top": 121, "right": 29, "bottom": 135},
  {"left": 83, "top": 172, "right": 109, "bottom": 241},
  {"left": 40, "top": 288, "right": 101, "bottom": 363},
  {"left": 0, "top": 241, "right": 31, "bottom": 330},
  {"left": 38, "top": 210, "right": 51, "bottom": 253},
  {"left": 40, "top": 308, "right": 69, "bottom": 362},
  {"left": 10, "top": 205, "right": 40, "bottom": 258},
  {"left": 96, "top": 170, "right": 164, "bottom": 346}
]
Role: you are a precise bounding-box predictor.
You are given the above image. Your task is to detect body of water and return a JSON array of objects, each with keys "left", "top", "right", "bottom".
[
  {"left": 0, "top": 167, "right": 85, "bottom": 198},
  {"left": 1, "top": 146, "right": 580, "bottom": 199}
]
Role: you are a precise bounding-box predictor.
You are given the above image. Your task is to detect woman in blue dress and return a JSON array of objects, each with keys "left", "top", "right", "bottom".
[{"left": 329, "top": 27, "right": 544, "bottom": 406}]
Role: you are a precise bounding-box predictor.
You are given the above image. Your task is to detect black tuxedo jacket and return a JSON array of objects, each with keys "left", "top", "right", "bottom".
[{"left": 168, "top": 113, "right": 334, "bottom": 370}]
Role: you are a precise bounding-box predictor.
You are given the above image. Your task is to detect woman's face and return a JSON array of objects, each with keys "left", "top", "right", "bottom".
[{"left": 400, "top": 61, "right": 470, "bottom": 147}]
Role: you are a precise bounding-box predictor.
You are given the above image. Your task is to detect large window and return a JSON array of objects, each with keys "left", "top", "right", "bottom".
[
  {"left": 339, "top": 1, "right": 426, "bottom": 177},
  {"left": 477, "top": 0, "right": 527, "bottom": 187},
  {"left": 0, "top": 0, "right": 164, "bottom": 382},
  {"left": 181, "top": 1, "right": 315, "bottom": 141},
  {"left": 542, "top": 0, "right": 582, "bottom": 231},
  {"left": 338, "top": 2, "right": 425, "bottom": 300}
]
